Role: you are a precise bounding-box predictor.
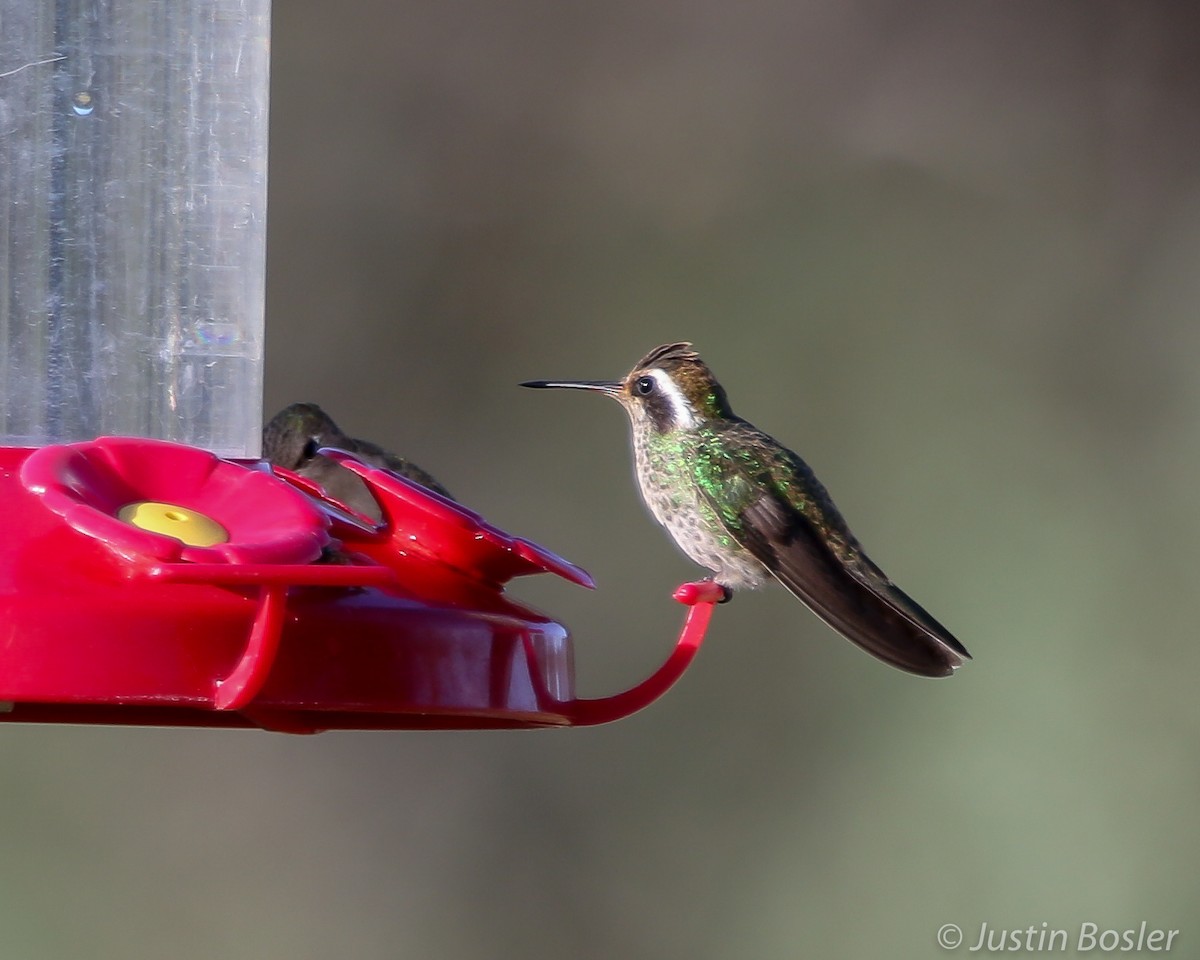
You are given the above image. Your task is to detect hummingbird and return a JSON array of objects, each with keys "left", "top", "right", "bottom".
[
  {"left": 521, "top": 342, "right": 969, "bottom": 677},
  {"left": 263, "top": 402, "right": 454, "bottom": 522}
]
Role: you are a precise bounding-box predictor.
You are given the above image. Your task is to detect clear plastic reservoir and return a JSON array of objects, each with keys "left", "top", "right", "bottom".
[{"left": 0, "top": 0, "right": 270, "bottom": 457}]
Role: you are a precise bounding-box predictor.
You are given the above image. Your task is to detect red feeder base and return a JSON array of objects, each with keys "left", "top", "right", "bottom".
[{"left": 0, "top": 439, "right": 719, "bottom": 733}]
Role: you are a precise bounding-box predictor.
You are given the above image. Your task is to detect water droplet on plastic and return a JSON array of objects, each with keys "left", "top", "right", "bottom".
[{"left": 71, "top": 91, "right": 94, "bottom": 116}]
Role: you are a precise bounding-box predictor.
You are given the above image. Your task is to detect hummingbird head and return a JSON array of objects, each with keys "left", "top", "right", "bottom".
[
  {"left": 521, "top": 341, "right": 733, "bottom": 433},
  {"left": 262, "top": 402, "right": 348, "bottom": 469}
]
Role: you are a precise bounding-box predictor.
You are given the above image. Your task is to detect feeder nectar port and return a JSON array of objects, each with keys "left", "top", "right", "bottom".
[{"left": 118, "top": 501, "right": 230, "bottom": 547}]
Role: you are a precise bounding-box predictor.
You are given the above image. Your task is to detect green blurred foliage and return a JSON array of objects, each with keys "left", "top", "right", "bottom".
[{"left": 5, "top": 2, "right": 1200, "bottom": 958}]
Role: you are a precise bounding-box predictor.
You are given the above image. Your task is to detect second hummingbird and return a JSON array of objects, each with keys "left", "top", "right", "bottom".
[
  {"left": 522, "top": 342, "right": 970, "bottom": 677},
  {"left": 263, "top": 402, "right": 454, "bottom": 523}
]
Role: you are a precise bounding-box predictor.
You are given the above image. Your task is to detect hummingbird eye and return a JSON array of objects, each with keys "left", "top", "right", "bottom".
[
  {"left": 635, "top": 376, "right": 656, "bottom": 396},
  {"left": 301, "top": 437, "right": 320, "bottom": 461}
]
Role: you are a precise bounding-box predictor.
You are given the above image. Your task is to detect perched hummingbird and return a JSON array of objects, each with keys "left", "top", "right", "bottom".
[
  {"left": 263, "top": 402, "right": 454, "bottom": 522},
  {"left": 521, "top": 342, "right": 969, "bottom": 677}
]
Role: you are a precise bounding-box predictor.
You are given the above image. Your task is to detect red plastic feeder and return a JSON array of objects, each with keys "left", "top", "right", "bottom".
[{"left": 0, "top": 437, "right": 720, "bottom": 733}]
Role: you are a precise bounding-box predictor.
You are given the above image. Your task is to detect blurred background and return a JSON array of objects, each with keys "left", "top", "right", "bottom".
[{"left": 6, "top": 2, "right": 1200, "bottom": 957}]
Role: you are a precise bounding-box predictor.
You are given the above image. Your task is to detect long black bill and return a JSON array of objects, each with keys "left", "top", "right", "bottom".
[{"left": 520, "top": 379, "right": 622, "bottom": 396}]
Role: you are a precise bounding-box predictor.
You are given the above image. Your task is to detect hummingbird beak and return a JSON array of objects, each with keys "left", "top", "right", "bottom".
[{"left": 520, "top": 379, "right": 623, "bottom": 397}]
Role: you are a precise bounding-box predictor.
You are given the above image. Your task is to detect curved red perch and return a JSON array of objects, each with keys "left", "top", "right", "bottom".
[
  {"left": 523, "top": 580, "right": 724, "bottom": 726},
  {"left": 213, "top": 585, "right": 287, "bottom": 710}
]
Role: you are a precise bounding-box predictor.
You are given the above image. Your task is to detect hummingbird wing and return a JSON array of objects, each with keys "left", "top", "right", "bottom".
[
  {"left": 694, "top": 423, "right": 970, "bottom": 677},
  {"left": 349, "top": 436, "right": 456, "bottom": 502}
]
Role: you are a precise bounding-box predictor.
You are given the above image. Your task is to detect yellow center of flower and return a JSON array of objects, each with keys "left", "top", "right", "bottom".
[{"left": 117, "top": 501, "right": 229, "bottom": 547}]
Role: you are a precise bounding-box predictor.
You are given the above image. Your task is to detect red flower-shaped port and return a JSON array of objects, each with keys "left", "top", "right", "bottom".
[{"left": 20, "top": 437, "right": 330, "bottom": 565}]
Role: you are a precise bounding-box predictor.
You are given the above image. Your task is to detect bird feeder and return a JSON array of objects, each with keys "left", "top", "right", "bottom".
[{"left": 0, "top": 0, "right": 718, "bottom": 732}]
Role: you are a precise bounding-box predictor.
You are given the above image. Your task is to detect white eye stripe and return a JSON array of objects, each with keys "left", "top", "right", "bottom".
[{"left": 648, "top": 368, "right": 696, "bottom": 429}]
